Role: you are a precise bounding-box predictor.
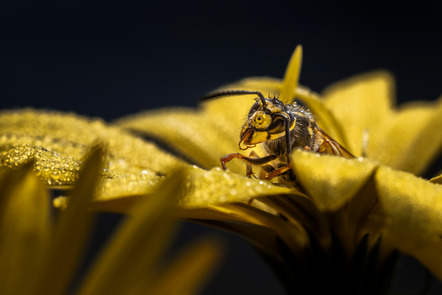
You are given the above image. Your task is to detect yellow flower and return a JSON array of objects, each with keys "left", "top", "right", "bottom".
[
  {"left": 114, "top": 46, "right": 442, "bottom": 291},
  {"left": 0, "top": 146, "right": 221, "bottom": 295},
  {"left": 0, "top": 46, "right": 441, "bottom": 293}
]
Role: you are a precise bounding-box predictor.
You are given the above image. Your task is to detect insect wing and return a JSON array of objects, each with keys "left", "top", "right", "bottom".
[{"left": 315, "top": 126, "right": 355, "bottom": 158}]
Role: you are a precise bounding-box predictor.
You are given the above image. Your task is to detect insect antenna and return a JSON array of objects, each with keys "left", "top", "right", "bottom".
[{"left": 201, "top": 90, "right": 267, "bottom": 107}]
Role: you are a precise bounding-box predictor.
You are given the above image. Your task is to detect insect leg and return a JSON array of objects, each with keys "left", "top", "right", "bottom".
[
  {"left": 246, "top": 151, "right": 259, "bottom": 178},
  {"left": 220, "top": 153, "right": 278, "bottom": 170},
  {"left": 277, "top": 112, "right": 293, "bottom": 165},
  {"left": 244, "top": 151, "right": 270, "bottom": 178},
  {"left": 265, "top": 165, "right": 291, "bottom": 180}
]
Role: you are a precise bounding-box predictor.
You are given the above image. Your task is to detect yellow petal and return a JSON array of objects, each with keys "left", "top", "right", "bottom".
[
  {"left": 430, "top": 174, "right": 442, "bottom": 184},
  {"left": 178, "top": 204, "right": 285, "bottom": 259},
  {"left": 0, "top": 109, "right": 182, "bottom": 200},
  {"left": 375, "top": 166, "right": 442, "bottom": 280},
  {"left": 179, "top": 166, "right": 296, "bottom": 208},
  {"left": 35, "top": 145, "right": 105, "bottom": 295},
  {"left": 0, "top": 163, "right": 50, "bottom": 295},
  {"left": 225, "top": 202, "right": 309, "bottom": 255},
  {"left": 1, "top": 145, "right": 81, "bottom": 186},
  {"left": 323, "top": 72, "right": 394, "bottom": 157},
  {"left": 93, "top": 165, "right": 294, "bottom": 215},
  {"left": 280, "top": 45, "right": 303, "bottom": 104},
  {"left": 258, "top": 194, "right": 332, "bottom": 248},
  {"left": 164, "top": 166, "right": 306, "bottom": 254},
  {"left": 144, "top": 238, "right": 222, "bottom": 295},
  {"left": 78, "top": 171, "right": 183, "bottom": 295},
  {"left": 374, "top": 98, "right": 442, "bottom": 175},
  {"left": 116, "top": 108, "right": 241, "bottom": 171},
  {"left": 291, "top": 149, "right": 377, "bottom": 211},
  {"left": 182, "top": 203, "right": 308, "bottom": 259}
]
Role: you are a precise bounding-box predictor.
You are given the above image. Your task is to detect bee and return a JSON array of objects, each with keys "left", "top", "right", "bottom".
[{"left": 202, "top": 89, "right": 355, "bottom": 181}]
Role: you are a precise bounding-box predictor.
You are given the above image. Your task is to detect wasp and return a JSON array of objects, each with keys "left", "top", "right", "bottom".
[{"left": 202, "top": 89, "right": 355, "bottom": 181}]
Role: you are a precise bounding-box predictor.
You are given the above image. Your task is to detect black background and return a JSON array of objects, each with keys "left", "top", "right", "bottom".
[{"left": 1, "top": 1, "right": 441, "bottom": 294}]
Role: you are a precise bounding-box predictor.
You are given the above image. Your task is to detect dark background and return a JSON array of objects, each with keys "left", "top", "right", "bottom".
[{"left": 1, "top": 1, "right": 441, "bottom": 294}]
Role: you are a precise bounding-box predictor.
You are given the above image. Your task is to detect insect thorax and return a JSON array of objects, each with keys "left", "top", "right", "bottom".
[{"left": 263, "top": 106, "right": 317, "bottom": 160}]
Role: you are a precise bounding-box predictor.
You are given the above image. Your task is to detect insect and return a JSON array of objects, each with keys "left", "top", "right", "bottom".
[{"left": 202, "top": 89, "right": 355, "bottom": 181}]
